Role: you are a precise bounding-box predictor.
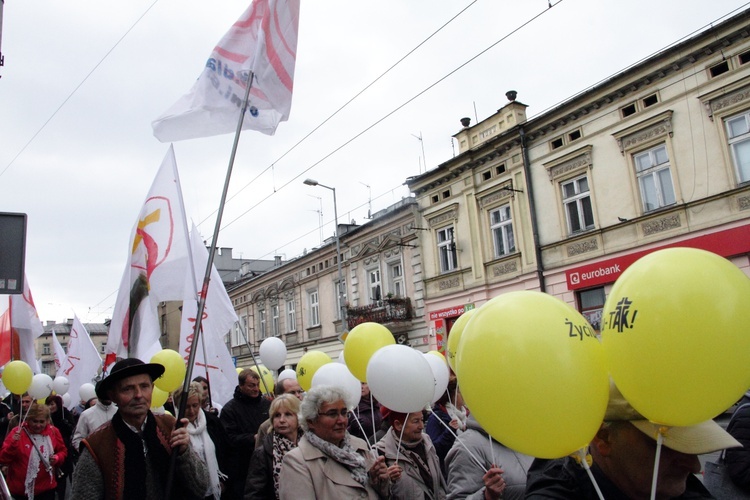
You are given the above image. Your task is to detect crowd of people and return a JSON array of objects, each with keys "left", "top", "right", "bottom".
[{"left": 0, "top": 358, "right": 746, "bottom": 499}]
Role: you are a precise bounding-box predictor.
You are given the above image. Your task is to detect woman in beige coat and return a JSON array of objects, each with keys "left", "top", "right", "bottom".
[{"left": 278, "top": 385, "right": 391, "bottom": 499}]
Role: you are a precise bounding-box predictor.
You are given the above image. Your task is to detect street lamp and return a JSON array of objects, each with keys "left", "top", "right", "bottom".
[{"left": 303, "top": 178, "right": 346, "bottom": 328}]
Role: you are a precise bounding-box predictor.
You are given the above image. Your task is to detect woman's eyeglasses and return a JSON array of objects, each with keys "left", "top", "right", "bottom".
[{"left": 318, "top": 409, "right": 348, "bottom": 419}]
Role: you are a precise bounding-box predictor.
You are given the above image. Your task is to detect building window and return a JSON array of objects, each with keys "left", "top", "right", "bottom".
[
  {"left": 259, "top": 309, "right": 266, "bottom": 339},
  {"left": 232, "top": 317, "right": 245, "bottom": 347},
  {"left": 562, "top": 175, "right": 595, "bottom": 234},
  {"left": 369, "top": 268, "right": 382, "bottom": 303},
  {"left": 271, "top": 304, "right": 279, "bottom": 336},
  {"left": 437, "top": 226, "right": 457, "bottom": 272},
  {"left": 335, "top": 279, "right": 347, "bottom": 320},
  {"left": 725, "top": 111, "right": 750, "bottom": 183},
  {"left": 388, "top": 262, "right": 404, "bottom": 297},
  {"left": 100, "top": 343, "right": 106, "bottom": 354},
  {"left": 42, "top": 343, "right": 50, "bottom": 355},
  {"left": 633, "top": 144, "right": 675, "bottom": 212},
  {"left": 309, "top": 290, "right": 320, "bottom": 326},
  {"left": 578, "top": 287, "right": 606, "bottom": 332},
  {"left": 490, "top": 205, "right": 516, "bottom": 258},
  {"left": 286, "top": 299, "right": 296, "bottom": 332},
  {"left": 60, "top": 343, "right": 67, "bottom": 351}
]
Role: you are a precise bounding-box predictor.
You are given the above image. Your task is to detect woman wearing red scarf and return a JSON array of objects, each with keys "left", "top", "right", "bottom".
[{"left": 0, "top": 403, "right": 67, "bottom": 500}]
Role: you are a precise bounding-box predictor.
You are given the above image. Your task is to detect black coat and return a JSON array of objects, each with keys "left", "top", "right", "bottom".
[
  {"left": 204, "top": 409, "right": 232, "bottom": 490},
  {"left": 244, "top": 432, "right": 274, "bottom": 500},
  {"left": 725, "top": 402, "right": 750, "bottom": 491}
]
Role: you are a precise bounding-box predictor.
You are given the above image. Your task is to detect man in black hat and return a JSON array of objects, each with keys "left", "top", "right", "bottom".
[{"left": 70, "top": 358, "right": 209, "bottom": 499}]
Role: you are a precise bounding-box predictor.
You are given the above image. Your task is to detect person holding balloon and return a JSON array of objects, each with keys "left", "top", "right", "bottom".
[
  {"left": 45, "top": 395, "right": 76, "bottom": 498},
  {"left": 278, "top": 386, "right": 391, "bottom": 499},
  {"left": 0, "top": 402, "right": 67, "bottom": 500},
  {"left": 525, "top": 384, "right": 741, "bottom": 499},
  {"left": 426, "top": 379, "right": 461, "bottom": 473},
  {"left": 244, "top": 394, "right": 302, "bottom": 499},
  {"left": 375, "top": 407, "right": 446, "bottom": 500}
]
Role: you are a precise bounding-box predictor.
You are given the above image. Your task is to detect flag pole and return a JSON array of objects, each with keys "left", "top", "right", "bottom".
[
  {"left": 237, "top": 319, "right": 273, "bottom": 396},
  {"left": 165, "top": 71, "right": 256, "bottom": 499}
]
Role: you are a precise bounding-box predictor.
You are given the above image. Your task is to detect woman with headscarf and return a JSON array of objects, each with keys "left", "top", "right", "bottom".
[
  {"left": 175, "top": 381, "right": 231, "bottom": 500},
  {"left": 0, "top": 403, "right": 67, "bottom": 500},
  {"left": 45, "top": 395, "right": 76, "bottom": 498},
  {"left": 244, "top": 394, "right": 302, "bottom": 499},
  {"left": 279, "top": 386, "right": 391, "bottom": 499}
]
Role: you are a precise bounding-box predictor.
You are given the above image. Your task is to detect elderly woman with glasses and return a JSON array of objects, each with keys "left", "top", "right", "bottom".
[{"left": 279, "top": 386, "right": 391, "bottom": 499}]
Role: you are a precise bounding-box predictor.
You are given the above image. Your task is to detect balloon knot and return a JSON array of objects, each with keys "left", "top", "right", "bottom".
[{"left": 571, "top": 451, "right": 592, "bottom": 467}]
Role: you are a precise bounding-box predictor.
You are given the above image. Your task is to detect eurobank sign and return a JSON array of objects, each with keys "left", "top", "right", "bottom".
[{"left": 565, "top": 224, "right": 750, "bottom": 290}]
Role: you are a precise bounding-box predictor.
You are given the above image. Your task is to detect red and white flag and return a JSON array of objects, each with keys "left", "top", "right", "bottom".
[
  {"left": 106, "top": 146, "right": 190, "bottom": 366},
  {"left": 179, "top": 224, "right": 238, "bottom": 407},
  {"left": 9, "top": 277, "right": 44, "bottom": 373},
  {"left": 152, "top": 0, "right": 300, "bottom": 141},
  {"left": 62, "top": 316, "right": 101, "bottom": 409},
  {"left": 0, "top": 308, "right": 13, "bottom": 367},
  {"left": 51, "top": 330, "right": 67, "bottom": 372}
]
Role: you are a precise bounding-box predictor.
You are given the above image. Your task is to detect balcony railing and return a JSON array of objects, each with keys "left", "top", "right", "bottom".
[{"left": 346, "top": 297, "right": 413, "bottom": 330}]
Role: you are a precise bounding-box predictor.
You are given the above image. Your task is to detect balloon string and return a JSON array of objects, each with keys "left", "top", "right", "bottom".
[
  {"left": 489, "top": 433, "right": 496, "bottom": 467},
  {"left": 579, "top": 448, "right": 604, "bottom": 500},
  {"left": 370, "top": 392, "right": 377, "bottom": 448},
  {"left": 650, "top": 428, "right": 666, "bottom": 500},
  {"left": 395, "top": 420, "right": 407, "bottom": 465},
  {"left": 351, "top": 409, "right": 373, "bottom": 449},
  {"left": 432, "top": 410, "right": 487, "bottom": 473}
]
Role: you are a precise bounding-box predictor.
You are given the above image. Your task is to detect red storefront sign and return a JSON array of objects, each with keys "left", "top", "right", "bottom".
[
  {"left": 428, "top": 303, "right": 475, "bottom": 321},
  {"left": 565, "top": 224, "right": 750, "bottom": 290}
]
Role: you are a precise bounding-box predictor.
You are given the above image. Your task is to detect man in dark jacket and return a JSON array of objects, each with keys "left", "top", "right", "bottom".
[
  {"left": 220, "top": 368, "right": 270, "bottom": 499},
  {"left": 347, "top": 382, "right": 383, "bottom": 445},
  {"left": 525, "top": 384, "right": 741, "bottom": 499},
  {"left": 724, "top": 394, "right": 750, "bottom": 492}
]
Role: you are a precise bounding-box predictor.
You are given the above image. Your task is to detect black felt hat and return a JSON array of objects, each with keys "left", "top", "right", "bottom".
[{"left": 95, "top": 358, "right": 165, "bottom": 399}]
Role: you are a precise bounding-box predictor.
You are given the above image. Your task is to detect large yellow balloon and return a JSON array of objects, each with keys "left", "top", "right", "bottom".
[
  {"left": 3, "top": 360, "right": 33, "bottom": 395},
  {"left": 344, "top": 322, "right": 395, "bottom": 382},
  {"left": 446, "top": 309, "right": 478, "bottom": 371},
  {"left": 456, "top": 291, "right": 608, "bottom": 458},
  {"left": 250, "top": 365, "right": 275, "bottom": 394},
  {"left": 151, "top": 386, "right": 169, "bottom": 408},
  {"left": 602, "top": 248, "right": 750, "bottom": 426},
  {"left": 151, "top": 349, "right": 187, "bottom": 393},
  {"left": 296, "top": 351, "right": 332, "bottom": 391}
]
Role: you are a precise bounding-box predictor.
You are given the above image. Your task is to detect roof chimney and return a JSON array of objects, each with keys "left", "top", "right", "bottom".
[
  {"left": 506, "top": 90, "right": 517, "bottom": 102},
  {"left": 460, "top": 117, "right": 471, "bottom": 128}
]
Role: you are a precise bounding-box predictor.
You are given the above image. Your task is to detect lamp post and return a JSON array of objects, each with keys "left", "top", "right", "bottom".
[{"left": 303, "top": 178, "right": 346, "bottom": 328}]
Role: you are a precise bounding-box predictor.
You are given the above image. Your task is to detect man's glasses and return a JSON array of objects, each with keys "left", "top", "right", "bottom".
[
  {"left": 318, "top": 409, "right": 348, "bottom": 419},
  {"left": 288, "top": 390, "right": 305, "bottom": 395}
]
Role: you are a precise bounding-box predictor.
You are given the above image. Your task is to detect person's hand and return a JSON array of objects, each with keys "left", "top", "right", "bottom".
[
  {"left": 6, "top": 412, "right": 14, "bottom": 422},
  {"left": 449, "top": 418, "right": 460, "bottom": 430},
  {"left": 170, "top": 418, "right": 191, "bottom": 455},
  {"left": 483, "top": 466, "right": 506, "bottom": 500},
  {"left": 49, "top": 455, "right": 58, "bottom": 466},
  {"left": 367, "top": 456, "right": 389, "bottom": 482},
  {"left": 386, "top": 464, "right": 402, "bottom": 482}
]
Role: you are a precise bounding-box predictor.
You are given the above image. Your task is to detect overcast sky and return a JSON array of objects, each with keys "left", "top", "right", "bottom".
[{"left": 1, "top": 0, "right": 747, "bottom": 325}]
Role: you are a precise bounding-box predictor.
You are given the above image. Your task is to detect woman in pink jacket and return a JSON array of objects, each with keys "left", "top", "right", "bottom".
[{"left": 0, "top": 403, "right": 67, "bottom": 500}]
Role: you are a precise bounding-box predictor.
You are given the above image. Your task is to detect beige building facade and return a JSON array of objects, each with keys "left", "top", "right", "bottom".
[
  {"left": 407, "top": 9, "right": 750, "bottom": 343},
  {"left": 37, "top": 319, "right": 107, "bottom": 376},
  {"left": 226, "top": 198, "right": 430, "bottom": 370}
]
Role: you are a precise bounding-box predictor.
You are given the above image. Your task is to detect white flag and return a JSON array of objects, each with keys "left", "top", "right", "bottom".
[
  {"left": 106, "top": 146, "right": 190, "bottom": 366},
  {"left": 152, "top": 0, "right": 300, "bottom": 141},
  {"left": 62, "top": 316, "right": 101, "bottom": 409},
  {"left": 51, "top": 329, "right": 67, "bottom": 372},
  {"left": 9, "top": 276, "right": 44, "bottom": 373},
  {"left": 179, "top": 224, "right": 239, "bottom": 407}
]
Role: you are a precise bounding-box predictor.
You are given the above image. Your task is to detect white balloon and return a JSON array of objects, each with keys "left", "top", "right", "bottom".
[
  {"left": 79, "top": 382, "right": 97, "bottom": 403},
  {"left": 278, "top": 369, "right": 297, "bottom": 382},
  {"left": 366, "top": 345, "right": 435, "bottom": 413},
  {"left": 423, "top": 353, "right": 450, "bottom": 404},
  {"left": 62, "top": 393, "right": 71, "bottom": 407},
  {"left": 28, "top": 374, "right": 54, "bottom": 400},
  {"left": 337, "top": 351, "right": 346, "bottom": 364},
  {"left": 312, "top": 363, "right": 361, "bottom": 410},
  {"left": 259, "top": 337, "right": 287, "bottom": 371},
  {"left": 52, "top": 376, "right": 70, "bottom": 396}
]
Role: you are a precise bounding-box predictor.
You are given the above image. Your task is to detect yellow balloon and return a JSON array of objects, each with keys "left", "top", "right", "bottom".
[
  {"left": 3, "top": 360, "right": 33, "bottom": 395},
  {"left": 236, "top": 367, "right": 243, "bottom": 375},
  {"left": 602, "top": 248, "right": 750, "bottom": 426},
  {"left": 427, "top": 350, "right": 446, "bottom": 362},
  {"left": 446, "top": 309, "right": 478, "bottom": 371},
  {"left": 456, "top": 291, "right": 608, "bottom": 458},
  {"left": 296, "top": 351, "right": 332, "bottom": 391},
  {"left": 343, "top": 322, "right": 395, "bottom": 382},
  {"left": 150, "top": 349, "right": 187, "bottom": 393},
  {"left": 250, "top": 365, "right": 275, "bottom": 394},
  {"left": 151, "top": 386, "right": 169, "bottom": 408}
]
